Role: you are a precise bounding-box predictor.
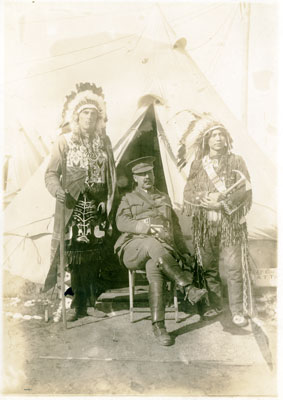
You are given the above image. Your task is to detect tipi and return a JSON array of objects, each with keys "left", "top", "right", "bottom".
[{"left": 3, "top": 7, "right": 276, "bottom": 287}]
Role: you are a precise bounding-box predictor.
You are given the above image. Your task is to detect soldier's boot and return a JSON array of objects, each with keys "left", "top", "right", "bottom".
[
  {"left": 184, "top": 286, "right": 208, "bottom": 305},
  {"left": 149, "top": 281, "right": 173, "bottom": 346},
  {"left": 157, "top": 255, "right": 207, "bottom": 305}
]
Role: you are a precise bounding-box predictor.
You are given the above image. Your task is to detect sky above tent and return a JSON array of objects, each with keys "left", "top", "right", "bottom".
[{"left": 3, "top": 1, "right": 277, "bottom": 158}]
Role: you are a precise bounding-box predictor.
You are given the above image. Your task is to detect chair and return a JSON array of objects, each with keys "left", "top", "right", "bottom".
[{"left": 128, "top": 269, "right": 179, "bottom": 323}]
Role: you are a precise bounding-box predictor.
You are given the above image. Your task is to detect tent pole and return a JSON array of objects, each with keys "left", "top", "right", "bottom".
[
  {"left": 18, "top": 123, "right": 44, "bottom": 164},
  {"left": 242, "top": 2, "right": 251, "bottom": 128},
  {"left": 3, "top": 155, "right": 11, "bottom": 191},
  {"left": 60, "top": 151, "right": 67, "bottom": 329}
]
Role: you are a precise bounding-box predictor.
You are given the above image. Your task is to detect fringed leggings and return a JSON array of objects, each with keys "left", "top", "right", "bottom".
[{"left": 199, "top": 236, "right": 243, "bottom": 315}]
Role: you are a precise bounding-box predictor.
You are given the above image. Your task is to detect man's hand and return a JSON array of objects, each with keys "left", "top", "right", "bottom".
[
  {"left": 97, "top": 202, "right": 106, "bottom": 214},
  {"left": 207, "top": 192, "right": 223, "bottom": 202},
  {"left": 150, "top": 225, "right": 168, "bottom": 241},
  {"left": 56, "top": 187, "right": 66, "bottom": 203},
  {"left": 200, "top": 194, "right": 221, "bottom": 210}
]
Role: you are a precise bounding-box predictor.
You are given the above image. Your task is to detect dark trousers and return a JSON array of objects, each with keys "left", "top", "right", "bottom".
[
  {"left": 70, "top": 261, "right": 101, "bottom": 311},
  {"left": 200, "top": 236, "right": 243, "bottom": 315}
]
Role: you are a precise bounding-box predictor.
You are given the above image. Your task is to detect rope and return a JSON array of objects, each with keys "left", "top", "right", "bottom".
[
  {"left": 171, "top": 3, "right": 225, "bottom": 27},
  {"left": 6, "top": 5, "right": 152, "bottom": 29},
  {"left": 14, "top": 34, "right": 136, "bottom": 67},
  {"left": 187, "top": 5, "right": 238, "bottom": 52},
  {"left": 4, "top": 215, "right": 54, "bottom": 232},
  {"left": 241, "top": 230, "right": 255, "bottom": 317},
  {"left": 207, "top": 6, "right": 238, "bottom": 76},
  {"left": 30, "top": 235, "right": 43, "bottom": 264},
  {"left": 2, "top": 236, "right": 26, "bottom": 265},
  {"left": 111, "top": 5, "right": 152, "bottom": 141},
  {"left": 4, "top": 46, "right": 126, "bottom": 85}
]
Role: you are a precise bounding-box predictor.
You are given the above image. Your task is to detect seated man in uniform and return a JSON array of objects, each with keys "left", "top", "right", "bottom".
[{"left": 114, "top": 156, "right": 207, "bottom": 346}]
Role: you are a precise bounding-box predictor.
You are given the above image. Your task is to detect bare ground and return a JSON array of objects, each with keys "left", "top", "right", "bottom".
[{"left": 1, "top": 278, "right": 277, "bottom": 397}]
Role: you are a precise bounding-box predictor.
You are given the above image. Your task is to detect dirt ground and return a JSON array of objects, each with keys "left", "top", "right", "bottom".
[{"left": 1, "top": 274, "right": 277, "bottom": 397}]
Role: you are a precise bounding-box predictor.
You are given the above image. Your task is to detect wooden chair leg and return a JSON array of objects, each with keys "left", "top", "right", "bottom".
[
  {"left": 173, "top": 283, "right": 180, "bottom": 323},
  {"left": 128, "top": 270, "right": 135, "bottom": 323}
]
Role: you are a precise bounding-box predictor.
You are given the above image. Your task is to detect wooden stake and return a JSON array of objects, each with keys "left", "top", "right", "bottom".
[{"left": 60, "top": 150, "right": 67, "bottom": 329}]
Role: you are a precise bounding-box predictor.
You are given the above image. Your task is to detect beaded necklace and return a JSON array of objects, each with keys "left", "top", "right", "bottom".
[{"left": 79, "top": 132, "right": 107, "bottom": 185}]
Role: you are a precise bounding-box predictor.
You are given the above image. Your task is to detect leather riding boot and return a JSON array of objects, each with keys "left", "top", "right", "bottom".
[
  {"left": 157, "top": 255, "right": 207, "bottom": 305},
  {"left": 157, "top": 254, "right": 193, "bottom": 287},
  {"left": 152, "top": 321, "right": 173, "bottom": 346},
  {"left": 149, "top": 281, "right": 173, "bottom": 346},
  {"left": 184, "top": 285, "right": 208, "bottom": 305}
]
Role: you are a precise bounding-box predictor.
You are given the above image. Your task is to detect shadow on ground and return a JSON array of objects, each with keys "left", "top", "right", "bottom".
[{"left": 2, "top": 280, "right": 277, "bottom": 396}]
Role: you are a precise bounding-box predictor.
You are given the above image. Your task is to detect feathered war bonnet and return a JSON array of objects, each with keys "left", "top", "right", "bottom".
[
  {"left": 177, "top": 111, "right": 233, "bottom": 169},
  {"left": 60, "top": 82, "right": 107, "bottom": 136}
]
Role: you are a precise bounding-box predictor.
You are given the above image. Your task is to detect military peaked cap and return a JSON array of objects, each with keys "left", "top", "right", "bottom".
[{"left": 127, "top": 156, "right": 155, "bottom": 174}]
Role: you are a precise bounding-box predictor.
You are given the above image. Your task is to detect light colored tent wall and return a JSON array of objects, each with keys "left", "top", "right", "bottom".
[
  {"left": 3, "top": 158, "right": 54, "bottom": 284},
  {"left": 2, "top": 9, "right": 276, "bottom": 285}
]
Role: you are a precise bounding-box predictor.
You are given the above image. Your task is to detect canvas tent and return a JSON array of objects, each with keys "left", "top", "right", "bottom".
[
  {"left": 3, "top": 7, "right": 276, "bottom": 287},
  {"left": 3, "top": 118, "right": 50, "bottom": 208}
]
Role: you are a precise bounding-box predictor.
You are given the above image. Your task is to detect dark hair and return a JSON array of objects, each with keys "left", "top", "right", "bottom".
[{"left": 199, "top": 127, "right": 233, "bottom": 158}]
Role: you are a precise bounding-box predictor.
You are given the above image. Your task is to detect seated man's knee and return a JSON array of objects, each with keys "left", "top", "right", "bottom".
[
  {"left": 143, "top": 237, "right": 162, "bottom": 251},
  {"left": 122, "top": 237, "right": 166, "bottom": 271},
  {"left": 123, "top": 253, "right": 147, "bottom": 270},
  {"left": 145, "top": 259, "right": 164, "bottom": 283}
]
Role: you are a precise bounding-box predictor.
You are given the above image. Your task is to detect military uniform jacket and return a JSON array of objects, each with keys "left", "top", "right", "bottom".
[{"left": 114, "top": 187, "right": 188, "bottom": 257}]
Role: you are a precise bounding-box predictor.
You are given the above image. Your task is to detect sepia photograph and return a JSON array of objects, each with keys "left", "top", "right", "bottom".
[{"left": 1, "top": 0, "right": 279, "bottom": 397}]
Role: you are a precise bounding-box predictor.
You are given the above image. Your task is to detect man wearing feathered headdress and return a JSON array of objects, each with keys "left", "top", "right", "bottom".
[
  {"left": 179, "top": 113, "right": 253, "bottom": 327},
  {"left": 43, "top": 83, "right": 117, "bottom": 321}
]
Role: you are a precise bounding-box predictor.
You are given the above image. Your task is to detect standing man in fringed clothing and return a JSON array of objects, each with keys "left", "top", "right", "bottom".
[
  {"left": 44, "top": 82, "right": 117, "bottom": 321},
  {"left": 179, "top": 113, "right": 253, "bottom": 327}
]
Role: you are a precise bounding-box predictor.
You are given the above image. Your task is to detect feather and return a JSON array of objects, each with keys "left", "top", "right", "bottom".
[
  {"left": 251, "top": 317, "right": 273, "bottom": 370},
  {"left": 177, "top": 111, "right": 232, "bottom": 168},
  {"left": 61, "top": 82, "right": 107, "bottom": 127}
]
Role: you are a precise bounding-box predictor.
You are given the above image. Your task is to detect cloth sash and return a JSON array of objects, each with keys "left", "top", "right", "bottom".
[
  {"left": 202, "top": 155, "right": 226, "bottom": 222},
  {"left": 202, "top": 155, "right": 227, "bottom": 193}
]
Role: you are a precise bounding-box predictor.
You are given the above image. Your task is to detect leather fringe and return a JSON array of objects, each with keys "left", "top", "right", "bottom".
[
  {"left": 66, "top": 248, "right": 103, "bottom": 266},
  {"left": 192, "top": 205, "right": 250, "bottom": 247}
]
